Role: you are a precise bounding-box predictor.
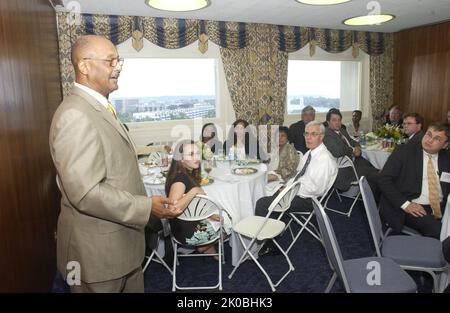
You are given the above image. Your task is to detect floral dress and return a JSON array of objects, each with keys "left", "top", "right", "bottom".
[{"left": 168, "top": 174, "right": 232, "bottom": 246}]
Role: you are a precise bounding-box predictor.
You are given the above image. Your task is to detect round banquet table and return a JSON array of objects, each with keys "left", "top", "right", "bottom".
[
  {"left": 143, "top": 161, "right": 268, "bottom": 266},
  {"left": 361, "top": 144, "right": 392, "bottom": 170}
]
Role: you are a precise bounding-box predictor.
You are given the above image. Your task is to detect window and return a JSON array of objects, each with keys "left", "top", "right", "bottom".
[
  {"left": 109, "top": 58, "right": 217, "bottom": 123},
  {"left": 287, "top": 60, "right": 361, "bottom": 114}
]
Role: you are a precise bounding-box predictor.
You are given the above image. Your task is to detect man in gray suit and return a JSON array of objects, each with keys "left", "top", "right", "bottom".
[
  {"left": 49, "top": 35, "right": 182, "bottom": 293},
  {"left": 323, "top": 108, "right": 379, "bottom": 193}
]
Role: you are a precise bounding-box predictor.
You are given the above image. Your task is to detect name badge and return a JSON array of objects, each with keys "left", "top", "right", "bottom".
[{"left": 440, "top": 172, "right": 450, "bottom": 183}]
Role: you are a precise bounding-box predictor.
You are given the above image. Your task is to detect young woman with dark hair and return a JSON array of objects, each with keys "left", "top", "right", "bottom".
[{"left": 165, "top": 140, "right": 229, "bottom": 258}]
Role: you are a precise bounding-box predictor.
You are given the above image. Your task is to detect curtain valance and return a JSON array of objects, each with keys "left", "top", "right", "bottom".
[
  {"left": 75, "top": 13, "right": 248, "bottom": 52},
  {"left": 277, "top": 25, "right": 386, "bottom": 56}
]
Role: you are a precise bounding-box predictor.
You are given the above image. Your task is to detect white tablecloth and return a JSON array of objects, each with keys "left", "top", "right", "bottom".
[
  {"left": 143, "top": 161, "right": 268, "bottom": 266},
  {"left": 362, "top": 145, "right": 391, "bottom": 170}
]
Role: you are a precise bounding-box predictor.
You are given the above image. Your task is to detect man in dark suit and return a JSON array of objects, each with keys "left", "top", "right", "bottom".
[
  {"left": 402, "top": 113, "right": 424, "bottom": 145},
  {"left": 288, "top": 105, "right": 315, "bottom": 153},
  {"left": 378, "top": 123, "right": 450, "bottom": 239},
  {"left": 323, "top": 108, "right": 379, "bottom": 192},
  {"left": 385, "top": 105, "right": 403, "bottom": 128}
]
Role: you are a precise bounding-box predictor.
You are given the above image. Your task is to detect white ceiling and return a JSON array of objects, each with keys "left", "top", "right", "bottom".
[{"left": 59, "top": 0, "right": 450, "bottom": 33}]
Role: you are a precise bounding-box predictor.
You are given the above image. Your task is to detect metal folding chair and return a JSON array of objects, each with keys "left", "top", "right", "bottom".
[
  {"left": 228, "top": 181, "right": 301, "bottom": 292},
  {"left": 312, "top": 198, "right": 417, "bottom": 293},
  {"left": 359, "top": 176, "right": 449, "bottom": 293},
  {"left": 171, "top": 194, "right": 232, "bottom": 291},
  {"left": 324, "top": 156, "right": 361, "bottom": 217}
]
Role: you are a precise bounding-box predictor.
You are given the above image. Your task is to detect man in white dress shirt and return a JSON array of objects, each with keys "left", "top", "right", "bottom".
[
  {"left": 255, "top": 121, "right": 337, "bottom": 218},
  {"left": 378, "top": 123, "right": 450, "bottom": 238},
  {"left": 255, "top": 121, "right": 337, "bottom": 255}
]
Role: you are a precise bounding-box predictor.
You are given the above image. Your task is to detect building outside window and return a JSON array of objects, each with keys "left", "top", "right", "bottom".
[{"left": 109, "top": 58, "right": 217, "bottom": 123}]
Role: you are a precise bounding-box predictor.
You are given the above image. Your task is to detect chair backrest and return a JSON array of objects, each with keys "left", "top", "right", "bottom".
[
  {"left": 359, "top": 176, "right": 383, "bottom": 256},
  {"left": 178, "top": 194, "right": 229, "bottom": 221},
  {"left": 271, "top": 181, "right": 301, "bottom": 215},
  {"left": 174, "top": 194, "right": 232, "bottom": 246},
  {"left": 296, "top": 151, "right": 304, "bottom": 171},
  {"left": 312, "top": 198, "right": 350, "bottom": 292},
  {"left": 337, "top": 155, "right": 359, "bottom": 182},
  {"left": 319, "top": 172, "right": 337, "bottom": 203}
]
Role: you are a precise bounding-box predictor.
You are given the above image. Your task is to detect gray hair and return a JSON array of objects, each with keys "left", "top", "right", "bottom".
[
  {"left": 302, "top": 105, "right": 315, "bottom": 115},
  {"left": 306, "top": 120, "right": 325, "bottom": 134}
]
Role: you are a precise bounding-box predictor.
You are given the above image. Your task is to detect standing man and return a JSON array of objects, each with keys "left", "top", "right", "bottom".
[
  {"left": 49, "top": 35, "right": 181, "bottom": 293},
  {"left": 402, "top": 113, "right": 424, "bottom": 145},
  {"left": 378, "top": 123, "right": 450, "bottom": 239},
  {"left": 288, "top": 105, "right": 315, "bottom": 153}
]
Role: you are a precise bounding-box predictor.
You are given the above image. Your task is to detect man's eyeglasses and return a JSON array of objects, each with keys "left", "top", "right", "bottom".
[
  {"left": 424, "top": 132, "right": 444, "bottom": 144},
  {"left": 303, "top": 132, "right": 321, "bottom": 138},
  {"left": 402, "top": 122, "right": 416, "bottom": 126},
  {"left": 83, "top": 56, "right": 124, "bottom": 67}
]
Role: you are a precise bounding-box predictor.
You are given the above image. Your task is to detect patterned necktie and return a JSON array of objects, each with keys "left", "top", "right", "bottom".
[
  {"left": 427, "top": 154, "right": 442, "bottom": 219},
  {"left": 294, "top": 152, "right": 312, "bottom": 181},
  {"left": 107, "top": 102, "right": 118, "bottom": 119}
]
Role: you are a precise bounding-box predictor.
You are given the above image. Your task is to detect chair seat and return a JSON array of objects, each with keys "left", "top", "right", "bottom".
[
  {"left": 343, "top": 257, "right": 417, "bottom": 293},
  {"left": 382, "top": 235, "right": 447, "bottom": 269},
  {"left": 234, "top": 216, "right": 285, "bottom": 240}
]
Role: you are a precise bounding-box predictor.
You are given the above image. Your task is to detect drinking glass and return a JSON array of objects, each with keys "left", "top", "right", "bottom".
[{"left": 203, "top": 160, "right": 213, "bottom": 179}]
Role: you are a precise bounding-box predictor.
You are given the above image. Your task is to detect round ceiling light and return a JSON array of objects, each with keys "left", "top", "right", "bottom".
[
  {"left": 146, "top": 0, "right": 210, "bottom": 12},
  {"left": 296, "top": 0, "right": 352, "bottom": 5},
  {"left": 343, "top": 14, "right": 395, "bottom": 26}
]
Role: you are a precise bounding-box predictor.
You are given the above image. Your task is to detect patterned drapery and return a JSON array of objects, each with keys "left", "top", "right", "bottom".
[
  {"left": 369, "top": 33, "right": 394, "bottom": 130},
  {"left": 277, "top": 25, "right": 386, "bottom": 56},
  {"left": 220, "top": 24, "right": 288, "bottom": 127},
  {"left": 56, "top": 12, "right": 248, "bottom": 96},
  {"left": 56, "top": 12, "right": 393, "bottom": 132}
]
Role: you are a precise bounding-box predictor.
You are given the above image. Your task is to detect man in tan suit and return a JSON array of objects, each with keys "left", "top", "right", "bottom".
[{"left": 49, "top": 35, "right": 182, "bottom": 293}]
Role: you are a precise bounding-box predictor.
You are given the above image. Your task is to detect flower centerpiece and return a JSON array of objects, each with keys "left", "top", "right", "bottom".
[
  {"left": 197, "top": 141, "right": 214, "bottom": 160},
  {"left": 374, "top": 124, "right": 402, "bottom": 141}
]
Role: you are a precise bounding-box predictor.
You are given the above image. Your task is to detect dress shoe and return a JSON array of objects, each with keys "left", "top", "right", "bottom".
[{"left": 258, "top": 245, "right": 281, "bottom": 256}]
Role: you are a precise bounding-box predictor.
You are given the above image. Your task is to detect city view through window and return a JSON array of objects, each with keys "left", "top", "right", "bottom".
[
  {"left": 110, "top": 58, "right": 217, "bottom": 123},
  {"left": 287, "top": 60, "right": 344, "bottom": 114}
]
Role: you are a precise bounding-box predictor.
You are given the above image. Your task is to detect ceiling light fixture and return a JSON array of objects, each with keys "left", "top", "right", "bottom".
[
  {"left": 296, "top": 0, "right": 351, "bottom": 5},
  {"left": 343, "top": 14, "right": 395, "bottom": 26},
  {"left": 145, "top": 0, "right": 210, "bottom": 12}
]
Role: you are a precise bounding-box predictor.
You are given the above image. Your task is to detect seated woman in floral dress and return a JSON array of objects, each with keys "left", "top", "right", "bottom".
[
  {"left": 271, "top": 126, "right": 300, "bottom": 181},
  {"left": 165, "top": 140, "right": 231, "bottom": 258}
]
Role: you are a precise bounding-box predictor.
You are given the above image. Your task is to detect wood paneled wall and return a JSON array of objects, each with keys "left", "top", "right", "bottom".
[
  {"left": 0, "top": 0, "right": 61, "bottom": 291},
  {"left": 394, "top": 21, "right": 450, "bottom": 127}
]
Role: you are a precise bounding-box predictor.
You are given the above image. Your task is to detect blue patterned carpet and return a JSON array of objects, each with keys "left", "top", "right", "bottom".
[{"left": 52, "top": 195, "right": 433, "bottom": 293}]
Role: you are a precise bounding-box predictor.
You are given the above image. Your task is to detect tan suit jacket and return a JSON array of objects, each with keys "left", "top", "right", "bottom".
[{"left": 49, "top": 86, "right": 151, "bottom": 283}]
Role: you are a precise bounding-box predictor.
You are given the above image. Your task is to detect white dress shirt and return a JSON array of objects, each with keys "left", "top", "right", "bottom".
[
  {"left": 296, "top": 143, "right": 338, "bottom": 198},
  {"left": 74, "top": 82, "right": 109, "bottom": 109},
  {"left": 401, "top": 151, "right": 443, "bottom": 210}
]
